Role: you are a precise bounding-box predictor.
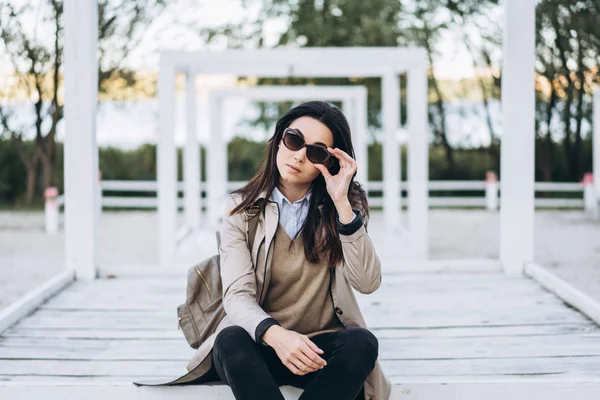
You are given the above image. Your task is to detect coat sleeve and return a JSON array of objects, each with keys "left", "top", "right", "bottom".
[
  {"left": 338, "top": 212, "right": 382, "bottom": 294},
  {"left": 219, "top": 195, "right": 273, "bottom": 341}
]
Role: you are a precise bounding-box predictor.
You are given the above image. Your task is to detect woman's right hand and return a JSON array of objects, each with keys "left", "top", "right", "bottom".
[{"left": 262, "top": 325, "right": 328, "bottom": 375}]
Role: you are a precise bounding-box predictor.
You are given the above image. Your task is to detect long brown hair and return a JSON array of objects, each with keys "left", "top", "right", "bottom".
[{"left": 230, "top": 101, "right": 369, "bottom": 267}]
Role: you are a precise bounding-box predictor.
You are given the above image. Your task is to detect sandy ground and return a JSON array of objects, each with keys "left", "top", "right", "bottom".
[{"left": 1, "top": 209, "right": 599, "bottom": 311}]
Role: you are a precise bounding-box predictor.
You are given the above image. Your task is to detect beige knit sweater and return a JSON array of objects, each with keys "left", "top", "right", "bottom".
[{"left": 262, "top": 224, "right": 345, "bottom": 337}]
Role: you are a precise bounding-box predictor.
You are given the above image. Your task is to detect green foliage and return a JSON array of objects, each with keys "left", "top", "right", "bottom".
[
  {"left": 1, "top": 135, "right": 594, "bottom": 206},
  {"left": 0, "top": 0, "right": 168, "bottom": 205},
  {"left": 100, "top": 143, "right": 157, "bottom": 181},
  {"left": 0, "top": 138, "right": 28, "bottom": 204},
  {"left": 227, "top": 137, "right": 269, "bottom": 181}
]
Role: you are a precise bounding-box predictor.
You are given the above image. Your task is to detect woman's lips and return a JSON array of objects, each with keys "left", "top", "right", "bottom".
[{"left": 286, "top": 164, "right": 301, "bottom": 173}]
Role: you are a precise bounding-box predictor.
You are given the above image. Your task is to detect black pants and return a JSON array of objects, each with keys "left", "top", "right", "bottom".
[{"left": 211, "top": 325, "right": 378, "bottom": 400}]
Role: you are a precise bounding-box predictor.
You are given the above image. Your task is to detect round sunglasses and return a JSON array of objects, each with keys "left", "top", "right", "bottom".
[{"left": 281, "top": 128, "right": 332, "bottom": 165}]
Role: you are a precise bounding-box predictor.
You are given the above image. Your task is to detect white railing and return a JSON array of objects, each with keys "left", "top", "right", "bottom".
[
  {"left": 98, "top": 179, "right": 587, "bottom": 210},
  {"left": 44, "top": 176, "right": 597, "bottom": 233}
]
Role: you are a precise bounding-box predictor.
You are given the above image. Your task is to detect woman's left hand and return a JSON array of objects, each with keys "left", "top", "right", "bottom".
[{"left": 314, "top": 148, "right": 358, "bottom": 203}]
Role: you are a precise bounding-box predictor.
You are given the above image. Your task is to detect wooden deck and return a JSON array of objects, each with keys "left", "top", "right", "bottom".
[{"left": 2, "top": 267, "right": 600, "bottom": 398}]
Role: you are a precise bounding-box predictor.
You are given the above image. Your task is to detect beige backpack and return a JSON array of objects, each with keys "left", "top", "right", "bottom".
[{"left": 176, "top": 205, "right": 261, "bottom": 349}]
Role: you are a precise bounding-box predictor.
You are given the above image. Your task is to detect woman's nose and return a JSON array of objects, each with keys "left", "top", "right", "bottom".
[{"left": 293, "top": 147, "right": 306, "bottom": 162}]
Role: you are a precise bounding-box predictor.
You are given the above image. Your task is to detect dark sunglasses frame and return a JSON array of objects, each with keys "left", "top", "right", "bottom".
[{"left": 281, "top": 128, "right": 332, "bottom": 165}]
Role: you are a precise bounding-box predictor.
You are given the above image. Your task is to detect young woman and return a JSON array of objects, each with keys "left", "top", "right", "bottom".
[{"left": 210, "top": 101, "right": 390, "bottom": 400}]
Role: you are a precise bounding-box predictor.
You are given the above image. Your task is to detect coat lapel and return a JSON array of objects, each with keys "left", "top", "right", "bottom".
[
  {"left": 255, "top": 190, "right": 279, "bottom": 304},
  {"left": 257, "top": 189, "right": 279, "bottom": 250}
]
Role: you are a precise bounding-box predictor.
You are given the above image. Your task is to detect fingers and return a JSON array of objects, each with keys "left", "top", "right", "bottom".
[
  {"left": 327, "top": 148, "right": 357, "bottom": 172},
  {"left": 286, "top": 351, "right": 324, "bottom": 375},
  {"left": 296, "top": 350, "right": 323, "bottom": 371},
  {"left": 287, "top": 355, "right": 315, "bottom": 375},
  {"left": 300, "top": 343, "right": 326, "bottom": 367},
  {"left": 314, "top": 163, "right": 332, "bottom": 179},
  {"left": 285, "top": 360, "right": 307, "bottom": 376},
  {"left": 301, "top": 336, "right": 325, "bottom": 357},
  {"left": 301, "top": 337, "right": 327, "bottom": 368},
  {"left": 284, "top": 337, "right": 328, "bottom": 375}
]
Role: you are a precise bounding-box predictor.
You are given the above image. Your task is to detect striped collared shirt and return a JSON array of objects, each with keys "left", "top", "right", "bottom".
[{"left": 271, "top": 186, "right": 312, "bottom": 240}]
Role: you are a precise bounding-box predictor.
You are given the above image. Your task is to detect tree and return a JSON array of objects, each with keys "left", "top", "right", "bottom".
[
  {"left": 536, "top": 0, "right": 600, "bottom": 181},
  {"left": 194, "top": 0, "right": 505, "bottom": 175},
  {"left": 0, "top": 0, "right": 166, "bottom": 204},
  {"left": 194, "top": 0, "right": 404, "bottom": 138}
]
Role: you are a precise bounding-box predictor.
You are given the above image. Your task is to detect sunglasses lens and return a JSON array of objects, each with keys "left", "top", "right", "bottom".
[
  {"left": 306, "top": 146, "right": 329, "bottom": 164},
  {"left": 283, "top": 130, "right": 304, "bottom": 150}
]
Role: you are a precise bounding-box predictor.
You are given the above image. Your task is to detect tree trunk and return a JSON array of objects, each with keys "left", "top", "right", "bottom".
[
  {"left": 40, "top": 155, "right": 53, "bottom": 189},
  {"left": 24, "top": 163, "right": 37, "bottom": 204},
  {"left": 13, "top": 138, "right": 40, "bottom": 204},
  {"left": 551, "top": 18, "right": 577, "bottom": 180},
  {"left": 423, "top": 30, "right": 454, "bottom": 171},
  {"left": 542, "top": 85, "right": 557, "bottom": 182},
  {"left": 573, "top": 33, "right": 585, "bottom": 181}
]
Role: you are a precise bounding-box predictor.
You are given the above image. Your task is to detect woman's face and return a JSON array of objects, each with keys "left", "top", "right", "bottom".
[{"left": 276, "top": 116, "right": 335, "bottom": 187}]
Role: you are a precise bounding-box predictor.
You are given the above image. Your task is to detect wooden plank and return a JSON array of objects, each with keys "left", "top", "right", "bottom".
[
  {"left": 0, "top": 383, "right": 302, "bottom": 400},
  {"left": 382, "top": 259, "right": 501, "bottom": 273},
  {"left": 37, "top": 274, "right": 559, "bottom": 312},
  {"left": 525, "top": 263, "right": 600, "bottom": 325},
  {"left": 11, "top": 304, "right": 588, "bottom": 331},
  {"left": 0, "top": 360, "right": 186, "bottom": 376},
  {"left": 3, "top": 270, "right": 599, "bottom": 388},
  {"left": 379, "top": 356, "right": 600, "bottom": 376},
  {"left": 2, "top": 329, "right": 184, "bottom": 340},
  {"left": 388, "top": 375, "right": 600, "bottom": 383},
  {"left": 31, "top": 272, "right": 538, "bottom": 298},
  {"left": 4, "top": 334, "right": 600, "bottom": 361},
  {"left": 371, "top": 323, "right": 600, "bottom": 339},
  {"left": 4, "top": 374, "right": 598, "bottom": 384},
  {"left": 38, "top": 288, "right": 568, "bottom": 311},
  {"left": 3, "top": 355, "right": 600, "bottom": 378},
  {"left": 4, "top": 322, "right": 598, "bottom": 341},
  {"left": 0, "top": 270, "right": 75, "bottom": 334},
  {"left": 2, "top": 381, "right": 600, "bottom": 400}
]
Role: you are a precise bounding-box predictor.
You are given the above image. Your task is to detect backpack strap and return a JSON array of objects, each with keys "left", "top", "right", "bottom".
[
  {"left": 246, "top": 202, "right": 261, "bottom": 252},
  {"left": 215, "top": 201, "right": 261, "bottom": 255}
]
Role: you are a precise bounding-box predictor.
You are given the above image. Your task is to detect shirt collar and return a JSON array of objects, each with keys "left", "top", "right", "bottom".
[{"left": 272, "top": 186, "right": 312, "bottom": 206}]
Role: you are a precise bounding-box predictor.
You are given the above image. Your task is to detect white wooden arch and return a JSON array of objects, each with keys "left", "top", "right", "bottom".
[
  {"left": 593, "top": 90, "right": 600, "bottom": 216},
  {"left": 61, "top": 0, "right": 538, "bottom": 280},
  {"left": 200, "top": 86, "right": 369, "bottom": 228},
  {"left": 158, "top": 48, "right": 430, "bottom": 269}
]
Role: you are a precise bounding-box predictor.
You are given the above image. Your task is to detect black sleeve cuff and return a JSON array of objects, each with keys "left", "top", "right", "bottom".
[
  {"left": 255, "top": 317, "right": 280, "bottom": 344},
  {"left": 336, "top": 209, "right": 363, "bottom": 236}
]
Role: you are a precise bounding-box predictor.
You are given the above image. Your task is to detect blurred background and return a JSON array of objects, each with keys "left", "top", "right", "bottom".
[
  {"left": 0, "top": 0, "right": 599, "bottom": 308},
  {"left": 3, "top": 0, "right": 598, "bottom": 202}
]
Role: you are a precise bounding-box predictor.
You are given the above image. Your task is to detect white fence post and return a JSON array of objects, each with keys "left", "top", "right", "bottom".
[
  {"left": 485, "top": 171, "right": 499, "bottom": 212},
  {"left": 44, "top": 187, "right": 59, "bottom": 234},
  {"left": 499, "top": 0, "right": 536, "bottom": 275},
  {"left": 382, "top": 71, "right": 401, "bottom": 230},
  {"left": 407, "top": 58, "right": 429, "bottom": 261},
  {"left": 594, "top": 90, "right": 600, "bottom": 217},
  {"left": 63, "top": 0, "right": 98, "bottom": 280},
  {"left": 184, "top": 71, "right": 201, "bottom": 230},
  {"left": 207, "top": 93, "right": 226, "bottom": 228},
  {"left": 355, "top": 88, "right": 369, "bottom": 190},
  {"left": 157, "top": 57, "right": 177, "bottom": 269},
  {"left": 97, "top": 170, "right": 102, "bottom": 219},
  {"left": 583, "top": 173, "right": 598, "bottom": 217}
]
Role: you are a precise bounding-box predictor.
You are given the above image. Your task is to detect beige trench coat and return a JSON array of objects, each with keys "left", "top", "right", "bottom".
[{"left": 158, "top": 191, "right": 391, "bottom": 400}]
